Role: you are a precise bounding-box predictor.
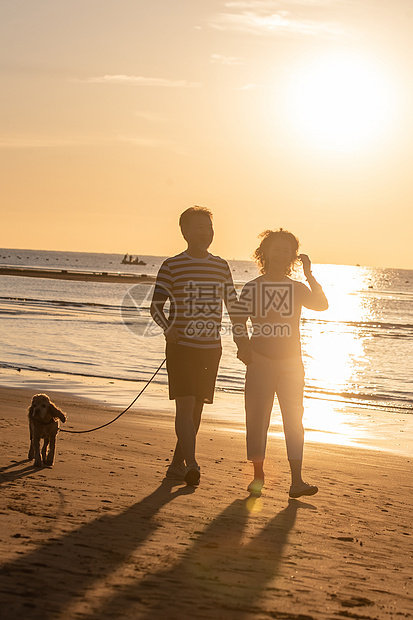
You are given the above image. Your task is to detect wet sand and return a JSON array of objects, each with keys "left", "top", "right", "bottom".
[{"left": 0, "top": 386, "right": 412, "bottom": 619}]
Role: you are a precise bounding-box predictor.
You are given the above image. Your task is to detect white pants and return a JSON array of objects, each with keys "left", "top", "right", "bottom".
[{"left": 245, "top": 351, "right": 305, "bottom": 462}]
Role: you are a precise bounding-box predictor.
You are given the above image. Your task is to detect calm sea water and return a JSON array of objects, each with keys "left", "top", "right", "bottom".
[{"left": 0, "top": 248, "right": 412, "bottom": 419}]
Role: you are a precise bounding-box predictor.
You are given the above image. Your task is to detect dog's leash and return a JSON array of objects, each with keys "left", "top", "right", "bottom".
[{"left": 60, "top": 358, "right": 166, "bottom": 434}]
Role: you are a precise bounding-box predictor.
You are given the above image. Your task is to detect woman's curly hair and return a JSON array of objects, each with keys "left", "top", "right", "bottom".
[{"left": 253, "top": 228, "right": 300, "bottom": 275}]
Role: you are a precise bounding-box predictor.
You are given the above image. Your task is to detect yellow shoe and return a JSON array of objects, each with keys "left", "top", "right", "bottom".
[{"left": 247, "top": 478, "right": 264, "bottom": 497}]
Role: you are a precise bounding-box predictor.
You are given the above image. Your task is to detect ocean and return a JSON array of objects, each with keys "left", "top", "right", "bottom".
[{"left": 1, "top": 248, "right": 412, "bottom": 453}]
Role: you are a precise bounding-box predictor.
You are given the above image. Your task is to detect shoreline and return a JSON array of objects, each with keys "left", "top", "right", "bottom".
[
  {"left": 0, "top": 384, "right": 412, "bottom": 619},
  {"left": 1, "top": 366, "right": 412, "bottom": 458},
  {"left": 0, "top": 266, "right": 155, "bottom": 283}
]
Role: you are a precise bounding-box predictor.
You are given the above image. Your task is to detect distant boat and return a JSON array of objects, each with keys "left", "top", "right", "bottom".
[{"left": 121, "top": 254, "right": 146, "bottom": 265}]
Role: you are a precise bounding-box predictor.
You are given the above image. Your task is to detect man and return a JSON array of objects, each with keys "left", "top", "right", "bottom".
[{"left": 150, "top": 206, "right": 240, "bottom": 486}]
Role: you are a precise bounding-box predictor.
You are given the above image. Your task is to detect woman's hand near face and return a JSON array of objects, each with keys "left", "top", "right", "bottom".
[{"left": 299, "top": 254, "right": 312, "bottom": 279}]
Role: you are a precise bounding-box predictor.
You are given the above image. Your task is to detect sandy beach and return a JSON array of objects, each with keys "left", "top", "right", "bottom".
[{"left": 0, "top": 385, "right": 412, "bottom": 620}]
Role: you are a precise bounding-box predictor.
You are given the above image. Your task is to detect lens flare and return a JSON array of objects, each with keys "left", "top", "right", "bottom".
[{"left": 246, "top": 496, "right": 263, "bottom": 513}]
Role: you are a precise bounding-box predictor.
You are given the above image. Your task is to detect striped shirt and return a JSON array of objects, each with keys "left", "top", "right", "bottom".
[{"left": 152, "top": 251, "right": 238, "bottom": 348}]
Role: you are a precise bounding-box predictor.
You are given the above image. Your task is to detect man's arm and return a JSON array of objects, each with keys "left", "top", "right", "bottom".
[
  {"left": 150, "top": 263, "right": 179, "bottom": 343},
  {"left": 150, "top": 288, "right": 180, "bottom": 343},
  {"left": 299, "top": 254, "right": 329, "bottom": 311}
]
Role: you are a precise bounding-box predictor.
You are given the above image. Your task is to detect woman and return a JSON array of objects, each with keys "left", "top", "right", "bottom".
[{"left": 236, "top": 229, "right": 328, "bottom": 498}]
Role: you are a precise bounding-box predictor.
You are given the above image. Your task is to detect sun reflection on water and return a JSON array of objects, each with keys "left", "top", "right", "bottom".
[
  {"left": 302, "top": 400, "right": 365, "bottom": 447},
  {"left": 298, "top": 265, "right": 376, "bottom": 444},
  {"left": 268, "top": 400, "right": 367, "bottom": 448}
]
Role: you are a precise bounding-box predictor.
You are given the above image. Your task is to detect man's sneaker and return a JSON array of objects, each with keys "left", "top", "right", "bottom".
[
  {"left": 184, "top": 464, "right": 201, "bottom": 486},
  {"left": 165, "top": 462, "right": 186, "bottom": 481},
  {"left": 289, "top": 481, "right": 318, "bottom": 499}
]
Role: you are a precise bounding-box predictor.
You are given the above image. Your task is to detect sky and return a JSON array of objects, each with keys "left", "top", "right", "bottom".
[{"left": 1, "top": 0, "right": 413, "bottom": 268}]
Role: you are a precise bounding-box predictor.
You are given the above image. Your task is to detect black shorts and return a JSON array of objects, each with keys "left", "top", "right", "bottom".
[{"left": 166, "top": 343, "right": 222, "bottom": 404}]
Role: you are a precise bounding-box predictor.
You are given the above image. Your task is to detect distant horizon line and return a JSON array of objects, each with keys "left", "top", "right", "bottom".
[{"left": 0, "top": 246, "right": 410, "bottom": 272}]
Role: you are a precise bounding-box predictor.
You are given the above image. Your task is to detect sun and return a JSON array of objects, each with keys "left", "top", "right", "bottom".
[{"left": 284, "top": 51, "right": 398, "bottom": 153}]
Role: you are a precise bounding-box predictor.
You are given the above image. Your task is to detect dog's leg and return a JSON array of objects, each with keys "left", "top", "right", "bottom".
[
  {"left": 28, "top": 424, "right": 34, "bottom": 460},
  {"left": 33, "top": 432, "right": 42, "bottom": 467},
  {"left": 45, "top": 437, "right": 56, "bottom": 467},
  {"left": 41, "top": 438, "right": 49, "bottom": 466}
]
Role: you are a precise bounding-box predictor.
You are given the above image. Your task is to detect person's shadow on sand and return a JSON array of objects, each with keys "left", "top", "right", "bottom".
[
  {"left": 0, "top": 479, "right": 194, "bottom": 619},
  {"left": 83, "top": 496, "right": 316, "bottom": 619}
]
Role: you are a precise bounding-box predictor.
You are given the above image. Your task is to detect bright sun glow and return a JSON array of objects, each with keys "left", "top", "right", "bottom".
[{"left": 285, "top": 52, "right": 398, "bottom": 152}]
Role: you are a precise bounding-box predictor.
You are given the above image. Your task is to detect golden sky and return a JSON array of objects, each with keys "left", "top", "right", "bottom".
[{"left": 1, "top": 0, "right": 413, "bottom": 268}]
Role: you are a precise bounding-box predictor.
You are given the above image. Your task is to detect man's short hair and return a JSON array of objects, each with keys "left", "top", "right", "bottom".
[{"left": 179, "top": 206, "right": 213, "bottom": 232}]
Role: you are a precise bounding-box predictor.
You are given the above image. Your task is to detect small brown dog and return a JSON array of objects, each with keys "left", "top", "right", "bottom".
[{"left": 28, "top": 394, "right": 67, "bottom": 467}]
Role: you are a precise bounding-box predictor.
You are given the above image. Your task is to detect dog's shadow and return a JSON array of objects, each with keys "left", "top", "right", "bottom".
[{"left": 0, "top": 459, "right": 47, "bottom": 485}]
